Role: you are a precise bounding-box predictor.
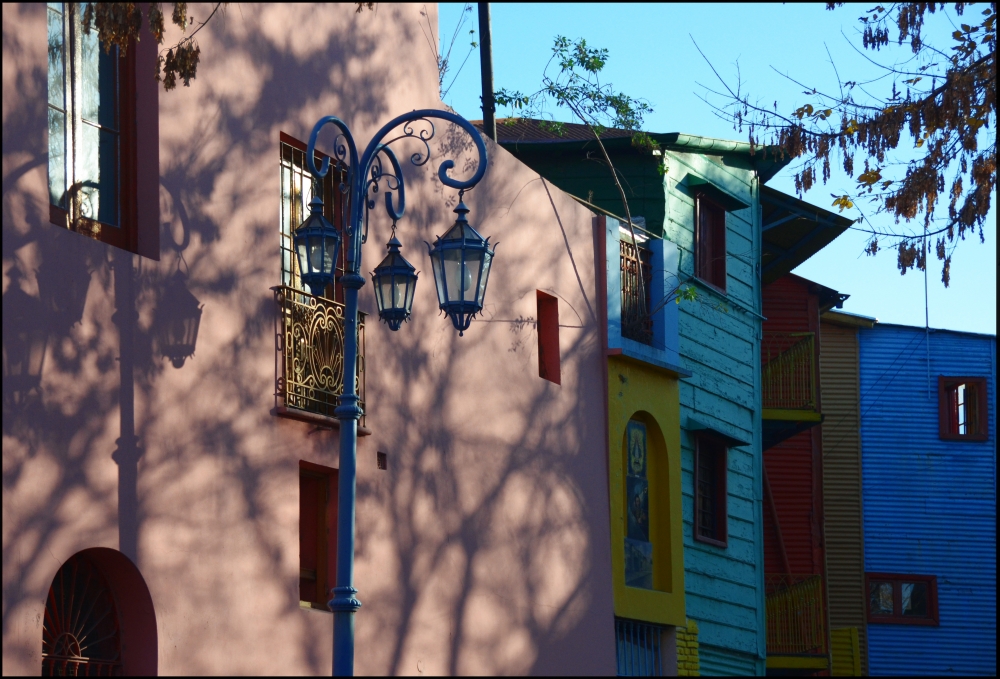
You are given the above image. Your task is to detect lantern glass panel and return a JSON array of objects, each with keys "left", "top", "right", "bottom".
[
  {"left": 478, "top": 251, "right": 493, "bottom": 304},
  {"left": 431, "top": 254, "right": 446, "bottom": 305},
  {"left": 443, "top": 250, "right": 463, "bottom": 303},
  {"left": 393, "top": 277, "right": 408, "bottom": 308},
  {"left": 325, "top": 238, "right": 338, "bottom": 272},
  {"left": 463, "top": 250, "right": 485, "bottom": 302},
  {"left": 404, "top": 275, "right": 415, "bottom": 313},
  {"left": 296, "top": 241, "right": 308, "bottom": 276},
  {"left": 377, "top": 276, "right": 391, "bottom": 310}
]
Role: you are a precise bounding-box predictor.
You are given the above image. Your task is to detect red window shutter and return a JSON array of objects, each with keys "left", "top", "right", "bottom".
[
  {"left": 696, "top": 196, "right": 727, "bottom": 292},
  {"left": 299, "top": 472, "right": 323, "bottom": 604},
  {"left": 537, "top": 291, "right": 560, "bottom": 384}
]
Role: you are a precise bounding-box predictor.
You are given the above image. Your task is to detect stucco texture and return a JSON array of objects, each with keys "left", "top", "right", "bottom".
[{"left": 3, "top": 3, "right": 615, "bottom": 675}]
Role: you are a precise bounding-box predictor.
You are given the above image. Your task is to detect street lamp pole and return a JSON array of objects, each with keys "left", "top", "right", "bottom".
[{"left": 301, "top": 110, "right": 489, "bottom": 676}]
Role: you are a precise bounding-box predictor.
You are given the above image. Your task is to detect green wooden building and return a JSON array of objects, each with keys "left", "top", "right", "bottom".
[{"left": 486, "top": 119, "right": 850, "bottom": 674}]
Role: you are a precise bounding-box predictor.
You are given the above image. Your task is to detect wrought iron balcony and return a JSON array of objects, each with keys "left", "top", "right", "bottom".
[
  {"left": 762, "top": 332, "right": 817, "bottom": 411},
  {"left": 765, "top": 573, "right": 828, "bottom": 656},
  {"left": 273, "top": 286, "right": 365, "bottom": 426},
  {"left": 621, "top": 239, "right": 653, "bottom": 345}
]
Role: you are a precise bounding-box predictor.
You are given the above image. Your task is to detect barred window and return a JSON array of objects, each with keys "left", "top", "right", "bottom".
[{"left": 279, "top": 134, "right": 345, "bottom": 301}]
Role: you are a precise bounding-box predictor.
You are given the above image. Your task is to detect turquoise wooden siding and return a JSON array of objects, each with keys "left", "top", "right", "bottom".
[{"left": 663, "top": 149, "right": 766, "bottom": 675}]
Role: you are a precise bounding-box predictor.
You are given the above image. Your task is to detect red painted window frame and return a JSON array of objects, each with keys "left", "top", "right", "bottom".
[
  {"left": 695, "top": 193, "right": 727, "bottom": 293},
  {"left": 694, "top": 433, "right": 728, "bottom": 548},
  {"left": 938, "top": 376, "right": 988, "bottom": 441},
  {"left": 536, "top": 290, "right": 560, "bottom": 384},
  {"left": 299, "top": 460, "right": 338, "bottom": 610},
  {"left": 865, "top": 572, "right": 939, "bottom": 625},
  {"left": 49, "top": 33, "right": 139, "bottom": 254}
]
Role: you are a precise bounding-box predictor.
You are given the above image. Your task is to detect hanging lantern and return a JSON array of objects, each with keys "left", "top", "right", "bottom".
[
  {"left": 371, "top": 233, "right": 418, "bottom": 331},
  {"left": 293, "top": 196, "right": 341, "bottom": 298},
  {"left": 157, "top": 270, "right": 203, "bottom": 369},
  {"left": 425, "top": 196, "right": 496, "bottom": 336}
]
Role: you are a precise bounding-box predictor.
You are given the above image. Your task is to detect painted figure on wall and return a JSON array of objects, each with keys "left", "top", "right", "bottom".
[{"left": 625, "top": 420, "right": 653, "bottom": 589}]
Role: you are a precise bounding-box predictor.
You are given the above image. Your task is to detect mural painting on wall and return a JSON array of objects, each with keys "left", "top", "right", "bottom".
[{"left": 625, "top": 420, "right": 653, "bottom": 589}]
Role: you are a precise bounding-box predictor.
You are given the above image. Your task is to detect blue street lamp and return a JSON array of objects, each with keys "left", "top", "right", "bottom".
[{"left": 299, "top": 110, "right": 489, "bottom": 676}]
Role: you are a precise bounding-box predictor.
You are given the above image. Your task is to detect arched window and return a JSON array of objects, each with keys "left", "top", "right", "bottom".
[{"left": 42, "top": 552, "right": 123, "bottom": 676}]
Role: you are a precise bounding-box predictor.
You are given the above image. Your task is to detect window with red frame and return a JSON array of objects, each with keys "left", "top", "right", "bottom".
[
  {"left": 694, "top": 434, "right": 728, "bottom": 547},
  {"left": 48, "top": 3, "right": 138, "bottom": 253},
  {"left": 695, "top": 194, "right": 727, "bottom": 292},
  {"left": 280, "top": 133, "right": 346, "bottom": 302},
  {"left": 939, "top": 376, "right": 988, "bottom": 441},
  {"left": 300, "top": 461, "right": 338, "bottom": 609},
  {"left": 536, "top": 291, "right": 560, "bottom": 384},
  {"left": 866, "top": 573, "right": 938, "bottom": 625}
]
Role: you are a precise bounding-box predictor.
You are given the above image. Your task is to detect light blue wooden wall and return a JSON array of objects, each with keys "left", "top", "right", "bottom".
[{"left": 662, "top": 148, "right": 766, "bottom": 676}]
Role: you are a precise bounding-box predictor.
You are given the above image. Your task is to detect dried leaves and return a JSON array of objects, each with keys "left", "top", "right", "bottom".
[
  {"left": 84, "top": 3, "right": 220, "bottom": 91},
  {"left": 721, "top": 3, "right": 996, "bottom": 285}
]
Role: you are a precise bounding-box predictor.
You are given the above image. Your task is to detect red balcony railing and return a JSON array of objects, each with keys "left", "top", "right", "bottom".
[
  {"left": 762, "top": 333, "right": 816, "bottom": 410},
  {"left": 765, "top": 573, "right": 827, "bottom": 656}
]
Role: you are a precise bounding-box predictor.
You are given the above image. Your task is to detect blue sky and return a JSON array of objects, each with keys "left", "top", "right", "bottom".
[{"left": 438, "top": 3, "right": 996, "bottom": 336}]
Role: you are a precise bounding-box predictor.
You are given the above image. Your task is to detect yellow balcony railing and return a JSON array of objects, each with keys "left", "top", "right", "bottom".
[
  {"left": 765, "top": 573, "right": 827, "bottom": 656},
  {"left": 762, "top": 333, "right": 816, "bottom": 410},
  {"left": 273, "top": 286, "right": 365, "bottom": 426}
]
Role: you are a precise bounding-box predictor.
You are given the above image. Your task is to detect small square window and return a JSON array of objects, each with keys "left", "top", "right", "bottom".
[
  {"left": 938, "top": 376, "right": 988, "bottom": 441},
  {"left": 694, "top": 434, "right": 728, "bottom": 547},
  {"left": 865, "top": 573, "right": 938, "bottom": 625}
]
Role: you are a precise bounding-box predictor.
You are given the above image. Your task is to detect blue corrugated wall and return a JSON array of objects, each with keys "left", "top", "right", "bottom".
[{"left": 859, "top": 324, "right": 997, "bottom": 676}]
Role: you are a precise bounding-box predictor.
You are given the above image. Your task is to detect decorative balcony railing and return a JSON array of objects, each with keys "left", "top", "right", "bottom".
[
  {"left": 762, "top": 332, "right": 816, "bottom": 410},
  {"left": 621, "top": 239, "right": 653, "bottom": 345},
  {"left": 765, "top": 573, "right": 827, "bottom": 656},
  {"left": 273, "top": 286, "right": 365, "bottom": 426}
]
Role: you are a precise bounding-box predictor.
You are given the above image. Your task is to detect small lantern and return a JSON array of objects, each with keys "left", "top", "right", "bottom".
[
  {"left": 293, "top": 196, "right": 341, "bottom": 298},
  {"left": 426, "top": 196, "right": 496, "bottom": 335},
  {"left": 371, "top": 233, "right": 418, "bottom": 331},
  {"left": 157, "top": 271, "right": 203, "bottom": 369},
  {"left": 2, "top": 284, "right": 49, "bottom": 408}
]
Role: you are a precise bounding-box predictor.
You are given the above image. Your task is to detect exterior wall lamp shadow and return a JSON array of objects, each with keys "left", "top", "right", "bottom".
[
  {"left": 2, "top": 284, "right": 49, "bottom": 409},
  {"left": 296, "top": 110, "right": 489, "bottom": 675},
  {"left": 155, "top": 270, "right": 203, "bottom": 369}
]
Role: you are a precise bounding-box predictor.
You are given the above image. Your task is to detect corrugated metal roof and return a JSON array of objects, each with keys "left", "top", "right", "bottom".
[
  {"left": 860, "top": 325, "right": 996, "bottom": 676},
  {"left": 477, "top": 117, "right": 635, "bottom": 144},
  {"left": 820, "top": 320, "right": 869, "bottom": 674}
]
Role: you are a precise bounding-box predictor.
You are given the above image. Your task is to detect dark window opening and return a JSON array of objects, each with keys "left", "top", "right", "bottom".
[
  {"left": 938, "top": 376, "right": 988, "bottom": 440},
  {"left": 866, "top": 573, "right": 938, "bottom": 625},
  {"left": 694, "top": 434, "right": 728, "bottom": 547},
  {"left": 377, "top": 451, "right": 388, "bottom": 470},
  {"left": 300, "top": 461, "right": 338, "bottom": 609},
  {"left": 537, "top": 291, "right": 560, "bottom": 384},
  {"left": 620, "top": 238, "right": 654, "bottom": 345},
  {"left": 695, "top": 195, "right": 727, "bottom": 292},
  {"left": 615, "top": 618, "right": 665, "bottom": 676}
]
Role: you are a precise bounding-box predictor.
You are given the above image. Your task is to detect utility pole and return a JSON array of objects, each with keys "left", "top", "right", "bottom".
[{"left": 478, "top": 2, "right": 496, "bottom": 141}]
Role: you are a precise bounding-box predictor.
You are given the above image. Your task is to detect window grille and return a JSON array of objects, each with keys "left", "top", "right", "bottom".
[
  {"left": 279, "top": 140, "right": 345, "bottom": 298},
  {"left": 615, "top": 618, "right": 664, "bottom": 676},
  {"left": 620, "top": 239, "right": 653, "bottom": 345}
]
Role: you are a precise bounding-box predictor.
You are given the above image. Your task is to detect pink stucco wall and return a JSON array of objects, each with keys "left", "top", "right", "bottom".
[{"left": 3, "top": 3, "right": 615, "bottom": 675}]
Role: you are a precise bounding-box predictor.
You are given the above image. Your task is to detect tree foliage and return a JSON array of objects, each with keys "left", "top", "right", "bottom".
[
  {"left": 493, "top": 37, "right": 696, "bottom": 321},
  {"left": 702, "top": 2, "right": 996, "bottom": 286},
  {"left": 82, "top": 2, "right": 222, "bottom": 91}
]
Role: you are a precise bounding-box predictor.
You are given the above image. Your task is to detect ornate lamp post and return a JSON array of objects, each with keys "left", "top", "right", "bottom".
[{"left": 299, "top": 110, "right": 489, "bottom": 676}]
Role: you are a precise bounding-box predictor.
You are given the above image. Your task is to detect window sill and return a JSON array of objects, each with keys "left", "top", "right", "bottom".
[
  {"left": 867, "top": 616, "right": 938, "bottom": 626},
  {"left": 693, "top": 533, "right": 727, "bottom": 549},
  {"left": 938, "top": 432, "right": 988, "bottom": 442},
  {"left": 274, "top": 406, "right": 372, "bottom": 436},
  {"left": 300, "top": 601, "right": 332, "bottom": 613}
]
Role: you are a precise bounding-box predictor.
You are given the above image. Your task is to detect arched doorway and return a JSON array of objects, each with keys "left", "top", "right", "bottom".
[
  {"left": 42, "top": 548, "right": 157, "bottom": 676},
  {"left": 42, "top": 552, "right": 122, "bottom": 675}
]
